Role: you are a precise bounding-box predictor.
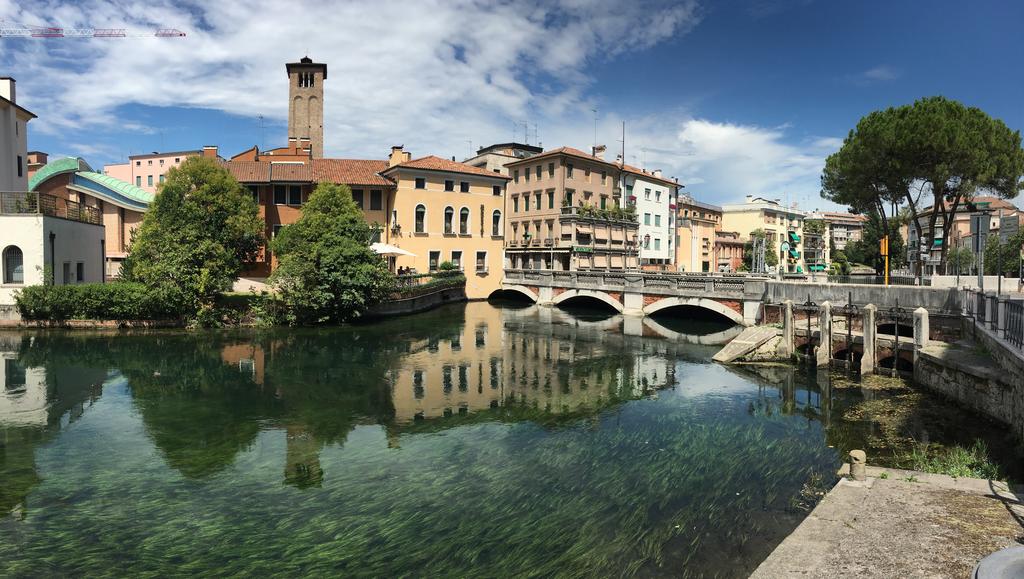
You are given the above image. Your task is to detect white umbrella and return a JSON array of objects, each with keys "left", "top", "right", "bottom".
[{"left": 370, "top": 242, "right": 416, "bottom": 257}]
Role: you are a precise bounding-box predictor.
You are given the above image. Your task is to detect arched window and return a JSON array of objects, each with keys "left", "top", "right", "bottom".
[
  {"left": 2, "top": 246, "right": 23, "bottom": 284},
  {"left": 415, "top": 204, "right": 426, "bottom": 233},
  {"left": 492, "top": 210, "right": 502, "bottom": 236},
  {"left": 459, "top": 207, "right": 470, "bottom": 235},
  {"left": 444, "top": 206, "right": 454, "bottom": 234}
]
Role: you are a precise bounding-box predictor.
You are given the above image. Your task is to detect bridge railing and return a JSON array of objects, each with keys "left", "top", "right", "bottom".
[
  {"left": 962, "top": 287, "right": 1024, "bottom": 353},
  {"left": 503, "top": 269, "right": 753, "bottom": 296}
]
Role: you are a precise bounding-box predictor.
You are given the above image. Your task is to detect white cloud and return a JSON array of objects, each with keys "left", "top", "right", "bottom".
[
  {"left": 2, "top": 0, "right": 700, "bottom": 160},
  {"left": 844, "top": 64, "right": 900, "bottom": 85}
]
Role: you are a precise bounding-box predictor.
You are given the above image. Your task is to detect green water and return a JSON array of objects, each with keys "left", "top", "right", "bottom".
[{"left": 0, "top": 302, "right": 1014, "bottom": 577}]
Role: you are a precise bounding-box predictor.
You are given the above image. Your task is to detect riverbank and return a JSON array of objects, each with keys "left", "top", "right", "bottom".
[{"left": 752, "top": 465, "right": 1024, "bottom": 578}]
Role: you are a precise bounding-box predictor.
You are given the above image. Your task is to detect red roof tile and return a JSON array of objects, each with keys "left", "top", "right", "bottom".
[
  {"left": 312, "top": 159, "right": 393, "bottom": 186},
  {"left": 385, "top": 155, "right": 510, "bottom": 179},
  {"left": 506, "top": 146, "right": 682, "bottom": 187},
  {"left": 269, "top": 162, "right": 312, "bottom": 182},
  {"left": 222, "top": 160, "right": 270, "bottom": 183}
]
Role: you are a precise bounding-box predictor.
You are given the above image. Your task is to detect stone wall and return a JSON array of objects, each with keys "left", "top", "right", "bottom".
[{"left": 364, "top": 287, "right": 467, "bottom": 318}]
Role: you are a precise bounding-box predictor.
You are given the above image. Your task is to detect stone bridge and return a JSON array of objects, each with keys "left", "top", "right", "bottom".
[{"left": 499, "top": 269, "right": 966, "bottom": 327}]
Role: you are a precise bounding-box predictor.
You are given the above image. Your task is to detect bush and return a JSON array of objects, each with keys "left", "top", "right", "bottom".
[
  {"left": 438, "top": 261, "right": 457, "bottom": 271},
  {"left": 16, "top": 283, "right": 186, "bottom": 321},
  {"left": 392, "top": 273, "right": 466, "bottom": 299}
]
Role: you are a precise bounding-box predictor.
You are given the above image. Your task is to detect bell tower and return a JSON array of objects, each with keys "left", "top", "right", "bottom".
[{"left": 285, "top": 56, "right": 327, "bottom": 158}]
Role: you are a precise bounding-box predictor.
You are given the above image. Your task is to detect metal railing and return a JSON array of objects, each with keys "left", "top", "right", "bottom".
[
  {"left": 502, "top": 269, "right": 750, "bottom": 296},
  {"left": 0, "top": 191, "right": 102, "bottom": 225},
  {"left": 827, "top": 274, "right": 930, "bottom": 287},
  {"left": 962, "top": 287, "right": 1024, "bottom": 353},
  {"left": 1006, "top": 299, "right": 1024, "bottom": 350}
]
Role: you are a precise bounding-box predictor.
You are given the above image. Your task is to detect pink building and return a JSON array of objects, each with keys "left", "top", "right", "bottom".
[{"left": 103, "top": 149, "right": 201, "bottom": 194}]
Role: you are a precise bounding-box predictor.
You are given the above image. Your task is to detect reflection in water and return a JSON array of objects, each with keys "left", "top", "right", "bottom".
[{"left": 0, "top": 303, "right": 1016, "bottom": 577}]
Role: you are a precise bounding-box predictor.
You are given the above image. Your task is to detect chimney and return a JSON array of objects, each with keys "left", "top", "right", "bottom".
[
  {"left": 592, "top": 144, "right": 607, "bottom": 159},
  {"left": 389, "top": 145, "right": 406, "bottom": 167},
  {"left": 0, "top": 77, "right": 15, "bottom": 103},
  {"left": 202, "top": 145, "right": 218, "bottom": 158},
  {"left": 653, "top": 169, "right": 662, "bottom": 178},
  {"left": 745, "top": 194, "right": 753, "bottom": 203}
]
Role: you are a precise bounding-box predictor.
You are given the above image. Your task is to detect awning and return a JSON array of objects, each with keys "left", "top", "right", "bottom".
[
  {"left": 371, "top": 243, "right": 416, "bottom": 257},
  {"left": 789, "top": 249, "right": 800, "bottom": 258},
  {"left": 789, "top": 231, "right": 801, "bottom": 243},
  {"left": 594, "top": 254, "right": 609, "bottom": 268}
]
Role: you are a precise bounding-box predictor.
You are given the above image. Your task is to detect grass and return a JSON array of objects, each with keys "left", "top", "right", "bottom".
[{"left": 900, "top": 440, "right": 1002, "bottom": 480}]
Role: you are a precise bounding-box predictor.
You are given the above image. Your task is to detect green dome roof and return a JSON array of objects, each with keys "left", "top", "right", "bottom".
[
  {"left": 77, "top": 172, "right": 154, "bottom": 204},
  {"left": 28, "top": 157, "right": 93, "bottom": 190}
]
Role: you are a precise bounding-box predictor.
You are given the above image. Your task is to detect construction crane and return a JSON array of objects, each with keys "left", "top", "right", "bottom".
[{"left": 0, "top": 20, "right": 185, "bottom": 38}]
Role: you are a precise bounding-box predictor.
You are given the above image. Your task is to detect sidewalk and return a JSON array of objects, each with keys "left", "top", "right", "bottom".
[{"left": 751, "top": 466, "right": 1024, "bottom": 578}]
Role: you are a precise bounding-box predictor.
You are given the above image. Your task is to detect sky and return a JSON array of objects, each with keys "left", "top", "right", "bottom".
[{"left": 2, "top": 0, "right": 1023, "bottom": 210}]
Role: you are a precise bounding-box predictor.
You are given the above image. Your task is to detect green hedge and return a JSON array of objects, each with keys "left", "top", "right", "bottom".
[
  {"left": 391, "top": 273, "right": 466, "bottom": 299},
  {"left": 16, "top": 283, "right": 186, "bottom": 321}
]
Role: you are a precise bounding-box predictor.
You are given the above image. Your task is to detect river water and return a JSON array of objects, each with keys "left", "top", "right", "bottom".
[{"left": 0, "top": 301, "right": 1015, "bottom": 577}]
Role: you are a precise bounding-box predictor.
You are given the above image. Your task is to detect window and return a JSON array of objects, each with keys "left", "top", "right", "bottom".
[
  {"left": 458, "top": 365, "right": 468, "bottom": 392},
  {"left": 548, "top": 191, "right": 554, "bottom": 209},
  {"left": 135, "top": 161, "right": 141, "bottom": 166},
  {"left": 136, "top": 176, "right": 142, "bottom": 187},
  {"left": 513, "top": 197, "right": 519, "bottom": 213},
  {"left": 601, "top": 171, "right": 607, "bottom": 185},
  {"left": 513, "top": 169, "right": 519, "bottom": 183},
  {"left": 644, "top": 213, "right": 651, "bottom": 225},
  {"left": 443, "top": 365, "right": 453, "bottom": 393},
  {"left": 415, "top": 204, "right": 426, "bottom": 233},
  {"left": 2, "top": 246, "right": 23, "bottom": 284},
  {"left": 289, "top": 185, "right": 302, "bottom": 205},
  {"left": 444, "top": 206, "right": 455, "bottom": 234},
  {"left": 274, "top": 185, "right": 287, "bottom": 205},
  {"left": 524, "top": 195, "right": 530, "bottom": 211},
  {"left": 656, "top": 191, "right": 661, "bottom": 202},
  {"left": 159, "top": 175, "right": 165, "bottom": 184},
  {"left": 17, "top": 155, "right": 22, "bottom": 177},
  {"left": 548, "top": 163, "right": 555, "bottom": 177},
  {"left": 585, "top": 167, "right": 591, "bottom": 179},
  {"left": 534, "top": 193, "right": 541, "bottom": 209},
  {"left": 654, "top": 238, "right": 661, "bottom": 251},
  {"left": 248, "top": 185, "right": 260, "bottom": 204},
  {"left": 600, "top": 196, "right": 607, "bottom": 210},
  {"left": 492, "top": 185, "right": 502, "bottom": 196},
  {"left": 565, "top": 189, "right": 574, "bottom": 206},
  {"left": 445, "top": 179, "right": 455, "bottom": 191},
  {"left": 459, "top": 207, "right": 470, "bottom": 234},
  {"left": 460, "top": 181, "right": 470, "bottom": 193},
  {"left": 62, "top": 262, "right": 71, "bottom": 285},
  {"left": 148, "top": 175, "right": 153, "bottom": 187},
  {"left": 148, "top": 160, "right": 153, "bottom": 166},
  {"left": 535, "top": 165, "right": 541, "bottom": 180},
  {"left": 567, "top": 164, "right": 574, "bottom": 178},
  {"left": 644, "top": 188, "right": 651, "bottom": 200},
  {"left": 413, "top": 370, "right": 424, "bottom": 399},
  {"left": 175, "top": 157, "right": 180, "bottom": 163},
  {"left": 524, "top": 169, "right": 530, "bottom": 183},
  {"left": 415, "top": 177, "right": 426, "bottom": 189},
  {"left": 451, "top": 250, "right": 462, "bottom": 269},
  {"left": 352, "top": 189, "right": 364, "bottom": 208},
  {"left": 491, "top": 210, "right": 502, "bottom": 236},
  {"left": 655, "top": 215, "right": 661, "bottom": 227},
  {"left": 476, "top": 251, "right": 487, "bottom": 272},
  {"left": 429, "top": 251, "right": 441, "bottom": 271},
  {"left": 370, "top": 190, "right": 382, "bottom": 210},
  {"left": 76, "top": 262, "right": 84, "bottom": 283},
  {"left": 160, "top": 159, "right": 165, "bottom": 166}
]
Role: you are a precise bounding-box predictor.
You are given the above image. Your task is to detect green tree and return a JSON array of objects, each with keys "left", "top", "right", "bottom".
[
  {"left": 742, "top": 229, "right": 778, "bottom": 271},
  {"left": 122, "top": 157, "right": 264, "bottom": 316},
  {"left": 946, "top": 246, "right": 975, "bottom": 282},
  {"left": 983, "top": 232, "right": 1024, "bottom": 276},
  {"left": 842, "top": 212, "right": 906, "bottom": 274},
  {"left": 269, "top": 182, "right": 393, "bottom": 324},
  {"left": 822, "top": 96, "right": 1024, "bottom": 272}
]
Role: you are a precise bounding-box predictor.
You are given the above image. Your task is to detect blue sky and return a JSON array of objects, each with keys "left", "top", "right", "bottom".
[{"left": 2, "top": 0, "right": 1022, "bottom": 209}]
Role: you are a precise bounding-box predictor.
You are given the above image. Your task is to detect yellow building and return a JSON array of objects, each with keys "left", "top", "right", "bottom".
[
  {"left": 675, "top": 196, "right": 722, "bottom": 273},
  {"left": 381, "top": 146, "right": 510, "bottom": 299},
  {"left": 721, "top": 195, "right": 807, "bottom": 273}
]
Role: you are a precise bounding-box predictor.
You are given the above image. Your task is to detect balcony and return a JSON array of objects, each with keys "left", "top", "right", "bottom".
[{"left": 0, "top": 192, "right": 102, "bottom": 226}]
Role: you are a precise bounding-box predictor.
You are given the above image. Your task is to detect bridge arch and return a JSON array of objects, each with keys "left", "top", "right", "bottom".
[
  {"left": 643, "top": 296, "right": 745, "bottom": 326},
  {"left": 490, "top": 285, "right": 538, "bottom": 303},
  {"left": 552, "top": 289, "right": 624, "bottom": 313}
]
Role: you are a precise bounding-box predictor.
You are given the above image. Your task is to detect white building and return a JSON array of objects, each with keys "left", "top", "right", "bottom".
[
  {"left": 624, "top": 168, "right": 680, "bottom": 267},
  {"left": 1, "top": 77, "right": 35, "bottom": 192},
  {"left": 0, "top": 195, "right": 107, "bottom": 317}
]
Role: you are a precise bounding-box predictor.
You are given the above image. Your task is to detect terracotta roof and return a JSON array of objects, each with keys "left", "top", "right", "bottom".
[
  {"left": 621, "top": 163, "right": 681, "bottom": 188},
  {"left": 384, "top": 155, "right": 510, "bottom": 179},
  {"left": 505, "top": 146, "right": 616, "bottom": 168},
  {"left": 223, "top": 161, "right": 270, "bottom": 183},
  {"left": 312, "top": 159, "right": 393, "bottom": 186},
  {"left": 270, "top": 162, "right": 312, "bottom": 182}
]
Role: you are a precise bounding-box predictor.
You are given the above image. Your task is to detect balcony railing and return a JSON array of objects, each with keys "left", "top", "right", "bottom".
[{"left": 0, "top": 192, "right": 102, "bottom": 225}]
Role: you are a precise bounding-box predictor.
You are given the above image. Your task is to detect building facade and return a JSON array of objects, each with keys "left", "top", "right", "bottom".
[
  {"left": 906, "top": 196, "right": 1021, "bottom": 274},
  {"left": 30, "top": 157, "right": 152, "bottom": 277},
  {"left": 721, "top": 196, "right": 807, "bottom": 273},
  {"left": 463, "top": 142, "right": 543, "bottom": 175},
  {"left": 820, "top": 211, "right": 866, "bottom": 251},
  {"left": 675, "top": 196, "right": 722, "bottom": 272},
  {"left": 103, "top": 149, "right": 200, "bottom": 194},
  {"left": 714, "top": 231, "right": 744, "bottom": 272},
  {"left": 626, "top": 168, "right": 680, "bottom": 267},
  {"left": 0, "top": 77, "right": 35, "bottom": 192},
  {"left": 380, "top": 147, "right": 509, "bottom": 299},
  {"left": 503, "top": 147, "right": 639, "bottom": 271}
]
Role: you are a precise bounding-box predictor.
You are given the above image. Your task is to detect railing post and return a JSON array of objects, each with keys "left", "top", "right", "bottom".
[
  {"left": 913, "top": 307, "right": 929, "bottom": 373},
  {"left": 861, "top": 304, "right": 877, "bottom": 376},
  {"left": 781, "top": 300, "right": 794, "bottom": 358},
  {"left": 816, "top": 301, "right": 832, "bottom": 367},
  {"left": 997, "top": 295, "right": 1008, "bottom": 337}
]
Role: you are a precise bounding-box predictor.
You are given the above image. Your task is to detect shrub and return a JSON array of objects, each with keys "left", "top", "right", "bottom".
[
  {"left": 438, "top": 261, "right": 457, "bottom": 271},
  {"left": 15, "top": 283, "right": 185, "bottom": 321}
]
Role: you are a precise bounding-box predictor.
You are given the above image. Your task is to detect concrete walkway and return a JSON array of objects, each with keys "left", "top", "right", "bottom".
[{"left": 751, "top": 467, "right": 1024, "bottom": 578}]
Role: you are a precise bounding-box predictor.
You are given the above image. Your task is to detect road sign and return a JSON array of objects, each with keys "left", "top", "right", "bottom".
[
  {"left": 971, "top": 213, "right": 990, "bottom": 252},
  {"left": 1000, "top": 215, "right": 1019, "bottom": 243}
]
